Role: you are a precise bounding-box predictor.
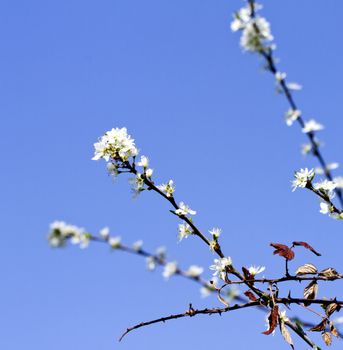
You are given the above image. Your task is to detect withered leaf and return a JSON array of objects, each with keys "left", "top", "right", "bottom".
[
  {"left": 292, "top": 241, "right": 321, "bottom": 256},
  {"left": 270, "top": 243, "right": 295, "bottom": 261},
  {"left": 325, "top": 303, "right": 339, "bottom": 317},
  {"left": 330, "top": 322, "right": 340, "bottom": 338},
  {"left": 263, "top": 305, "right": 279, "bottom": 335},
  {"left": 295, "top": 263, "right": 318, "bottom": 276},
  {"left": 303, "top": 281, "right": 318, "bottom": 306},
  {"left": 310, "top": 318, "right": 328, "bottom": 332},
  {"left": 322, "top": 331, "right": 332, "bottom": 346},
  {"left": 280, "top": 320, "right": 294, "bottom": 349},
  {"left": 244, "top": 290, "right": 257, "bottom": 301},
  {"left": 319, "top": 268, "right": 340, "bottom": 278}
]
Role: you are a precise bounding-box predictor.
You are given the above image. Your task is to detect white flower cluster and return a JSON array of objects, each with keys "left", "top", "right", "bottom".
[
  {"left": 146, "top": 246, "right": 166, "bottom": 271},
  {"left": 291, "top": 168, "right": 315, "bottom": 191},
  {"left": 92, "top": 127, "right": 138, "bottom": 162},
  {"left": 137, "top": 155, "right": 153, "bottom": 178},
  {"left": 314, "top": 180, "right": 343, "bottom": 219},
  {"left": 48, "top": 221, "right": 89, "bottom": 248},
  {"left": 231, "top": 3, "right": 273, "bottom": 52},
  {"left": 209, "top": 257, "right": 232, "bottom": 281}
]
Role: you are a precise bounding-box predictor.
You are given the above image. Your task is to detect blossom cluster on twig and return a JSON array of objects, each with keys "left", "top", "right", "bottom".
[
  {"left": 231, "top": 0, "right": 343, "bottom": 216},
  {"left": 48, "top": 1, "right": 343, "bottom": 348}
]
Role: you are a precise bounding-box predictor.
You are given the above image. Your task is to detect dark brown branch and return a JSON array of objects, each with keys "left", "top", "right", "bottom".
[{"left": 119, "top": 301, "right": 260, "bottom": 342}]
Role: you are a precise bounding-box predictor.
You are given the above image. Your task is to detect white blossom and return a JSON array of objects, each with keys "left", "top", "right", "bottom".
[
  {"left": 209, "top": 227, "right": 221, "bottom": 239},
  {"left": 106, "top": 162, "right": 118, "bottom": 177},
  {"left": 301, "top": 143, "right": 312, "bottom": 156},
  {"left": 284, "top": 109, "right": 301, "bottom": 126},
  {"left": 163, "top": 261, "right": 178, "bottom": 279},
  {"left": 248, "top": 265, "right": 265, "bottom": 276},
  {"left": 48, "top": 221, "right": 85, "bottom": 247},
  {"left": 287, "top": 82, "right": 302, "bottom": 91},
  {"left": 157, "top": 180, "right": 175, "bottom": 197},
  {"left": 209, "top": 257, "right": 232, "bottom": 280},
  {"left": 314, "top": 179, "right": 337, "bottom": 193},
  {"left": 319, "top": 202, "right": 331, "bottom": 215},
  {"left": 230, "top": 5, "right": 252, "bottom": 32},
  {"left": 315, "top": 162, "right": 339, "bottom": 175},
  {"left": 137, "top": 155, "right": 149, "bottom": 168},
  {"left": 292, "top": 168, "right": 315, "bottom": 191},
  {"left": 279, "top": 310, "right": 289, "bottom": 322},
  {"left": 185, "top": 265, "right": 204, "bottom": 278},
  {"left": 132, "top": 240, "right": 143, "bottom": 251},
  {"left": 129, "top": 172, "right": 145, "bottom": 196},
  {"left": 275, "top": 71, "right": 286, "bottom": 82},
  {"left": 200, "top": 286, "right": 212, "bottom": 298},
  {"left": 109, "top": 236, "right": 121, "bottom": 249},
  {"left": 240, "top": 17, "right": 273, "bottom": 52},
  {"left": 156, "top": 246, "right": 166, "bottom": 258},
  {"left": 92, "top": 127, "right": 138, "bottom": 162},
  {"left": 175, "top": 202, "right": 196, "bottom": 216},
  {"left": 333, "top": 176, "right": 343, "bottom": 189},
  {"left": 70, "top": 231, "right": 90, "bottom": 249},
  {"left": 145, "top": 168, "right": 153, "bottom": 178},
  {"left": 146, "top": 256, "right": 157, "bottom": 271},
  {"left": 302, "top": 119, "right": 324, "bottom": 133},
  {"left": 99, "top": 227, "right": 110, "bottom": 239},
  {"left": 178, "top": 223, "right": 192, "bottom": 241}
]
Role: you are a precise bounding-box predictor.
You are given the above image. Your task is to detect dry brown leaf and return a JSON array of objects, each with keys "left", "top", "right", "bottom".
[
  {"left": 263, "top": 305, "right": 279, "bottom": 335},
  {"left": 322, "top": 331, "right": 332, "bottom": 346},
  {"left": 280, "top": 320, "right": 294, "bottom": 349},
  {"left": 319, "top": 268, "right": 340, "bottom": 278},
  {"left": 303, "top": 281, "right": 318, "bottom": 305},
  {"left": 330, "top": 322, "right": 340, "bottom": 338},
  {"left": 310, "top": 318, "right": 328, "bottom": 332},
  {"left": 295, "top": 263, "right": 318, "bottom": 276},
  {"left": 325, "top": 303, "right": 339, "bottom": 317}
]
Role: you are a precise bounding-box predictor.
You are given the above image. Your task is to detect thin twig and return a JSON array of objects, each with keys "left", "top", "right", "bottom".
[{"left": 119, "top": 301, "right": 260, "bottom": 342}]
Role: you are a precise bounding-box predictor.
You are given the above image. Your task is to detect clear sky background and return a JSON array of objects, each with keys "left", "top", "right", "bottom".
[{"left": 1, "top": 0, "right": 342, "bottom": 349}]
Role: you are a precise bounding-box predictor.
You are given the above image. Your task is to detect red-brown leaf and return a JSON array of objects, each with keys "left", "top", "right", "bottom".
[
  {"left": 263, "top": 305, "right": 279, "bottom": 335},
  {"left": 244, "top": 290, "right": 257, "bottom": 301},
  {"left": 270, "top": 243, "right": 295, "bottom": 261},
  {"left": 292, "top": 241, "right": 321, "bottom": 256},
  {"left": 242, "top": 267, "right": 253, "bottom": 281}
]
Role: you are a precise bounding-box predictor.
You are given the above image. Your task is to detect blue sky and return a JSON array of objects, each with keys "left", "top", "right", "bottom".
[{"left": 1, "top": 0, "right": 342, "bottom": 349}]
